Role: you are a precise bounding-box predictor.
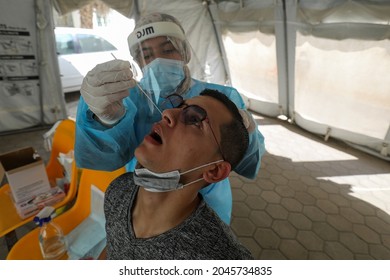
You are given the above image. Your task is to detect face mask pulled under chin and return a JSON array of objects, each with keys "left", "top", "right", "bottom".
[
  {"left": 139, "top": 58, "right": 185, "bottom": 103},
  {"left": 133, "top": 160, "right": 224, "bottom": 193}
]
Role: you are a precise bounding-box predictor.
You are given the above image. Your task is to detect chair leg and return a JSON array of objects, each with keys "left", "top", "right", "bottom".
[{"left": 5, "top": 230, "right": 17, "bottom": 251}]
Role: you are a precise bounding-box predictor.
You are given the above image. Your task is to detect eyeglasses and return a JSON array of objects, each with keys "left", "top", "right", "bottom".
[{"left": 163, "top": 94, "right": 226, "bottom": 161}]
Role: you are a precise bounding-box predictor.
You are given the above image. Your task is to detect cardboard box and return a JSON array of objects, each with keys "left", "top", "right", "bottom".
[{"left": 0, "top": 147, "right": 51, "bottom": 204}]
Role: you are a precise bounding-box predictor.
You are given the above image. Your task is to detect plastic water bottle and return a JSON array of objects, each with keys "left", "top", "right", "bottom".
[{"left": 34, "top": 206, "right": 68, "bottom": 260}]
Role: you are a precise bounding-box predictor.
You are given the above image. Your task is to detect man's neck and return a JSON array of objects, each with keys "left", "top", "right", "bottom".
[{"left": 131, "top": 187, "right": 201, "bottom": 238}]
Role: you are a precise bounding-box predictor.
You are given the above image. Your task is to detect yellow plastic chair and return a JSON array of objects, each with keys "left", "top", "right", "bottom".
[
  {"left": 7, "top": 167, "right": 126, "bottom": 259},
  {"left": 0, "top": 119, "right": 78, "bottom": 238}
]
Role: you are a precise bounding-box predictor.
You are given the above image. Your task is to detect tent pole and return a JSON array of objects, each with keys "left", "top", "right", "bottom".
[
  {"left": 206, "top": 1, "right": 231, "bottom": 85},
  {"left": 35, "top": 0, "right": 45, "bottom": 125},
  {"left": 282, "top": 0, "right": 290, "bottom": 117}
]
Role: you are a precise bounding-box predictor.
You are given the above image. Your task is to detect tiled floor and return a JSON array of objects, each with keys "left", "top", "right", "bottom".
[
  {"left": 1, "top": 94, "right": 390, "bottom": 259},
  {"left": 231, "top": 115, "right": 390, "bottom": 259}
]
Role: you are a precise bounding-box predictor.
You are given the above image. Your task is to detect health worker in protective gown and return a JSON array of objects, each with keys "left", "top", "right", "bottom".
[{"left": 75, "top": 12, "right": 265, "bottom": 224}]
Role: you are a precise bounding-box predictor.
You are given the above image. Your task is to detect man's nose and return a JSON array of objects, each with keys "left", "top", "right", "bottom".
[{"left": 161, "top": 108, "right": 179, "bottom": 127}]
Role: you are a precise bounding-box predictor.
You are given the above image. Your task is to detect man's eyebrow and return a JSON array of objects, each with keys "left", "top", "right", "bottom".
[{"left": 187, "top": 101, "right": 212, "bottom": 120}]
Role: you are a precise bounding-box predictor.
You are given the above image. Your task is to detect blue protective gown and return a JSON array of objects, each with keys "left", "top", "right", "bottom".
[{"left": 75, "top": 78, "right": 265, "bottom": 224}]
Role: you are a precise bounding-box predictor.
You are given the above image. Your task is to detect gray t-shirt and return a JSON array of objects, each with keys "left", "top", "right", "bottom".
[{"left": 104, "top": 173, "right": 253, "bottom": 260}]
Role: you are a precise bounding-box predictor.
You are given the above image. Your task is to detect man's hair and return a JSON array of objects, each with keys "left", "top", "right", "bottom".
[{"left": 200, "top": 89, "right": 249, "bottom": 169}]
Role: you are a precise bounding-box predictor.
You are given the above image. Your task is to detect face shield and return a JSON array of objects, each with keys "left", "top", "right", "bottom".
[{"left": 127, "top": 21, "right": 193, "bottom": 107}]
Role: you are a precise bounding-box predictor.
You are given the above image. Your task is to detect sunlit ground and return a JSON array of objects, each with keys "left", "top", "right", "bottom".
[{"left": 257, "top": 119, "right": 390, "bottom": 215}]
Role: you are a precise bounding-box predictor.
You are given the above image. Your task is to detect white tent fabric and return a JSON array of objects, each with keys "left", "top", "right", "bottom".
[
  {"left": 0, "top": 0, "right": 67, "bottom": 133},
  {"left": 3, "top": 0, "right": 389, "bottom": 162},
  {"left": 291, "top": 0, "right": 390, "bottom": 160}
]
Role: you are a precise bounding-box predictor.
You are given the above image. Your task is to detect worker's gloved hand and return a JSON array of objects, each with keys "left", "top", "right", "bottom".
[
  {"left": 80, "top": 59, "right": 136, "bottom": 126},
  {"left": 239, "top": 109, "right": 257, "bottom": 133}
]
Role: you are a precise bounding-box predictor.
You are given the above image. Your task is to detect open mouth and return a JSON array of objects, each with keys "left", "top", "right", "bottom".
[{"left": 149, "top": 130, "right": 162, "bottom": 144}]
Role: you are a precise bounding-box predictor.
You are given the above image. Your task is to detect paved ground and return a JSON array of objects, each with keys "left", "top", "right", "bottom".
[
  {"left": 1, "top": 93, "right": 390, "bottom": 259},
  {"left": 231, "top": 114, "right": 390, "bottom": 259}
]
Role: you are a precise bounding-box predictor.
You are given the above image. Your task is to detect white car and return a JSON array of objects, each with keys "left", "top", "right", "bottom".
[{"left": 55, "top": 27, "right": 130, "bottom": 94}]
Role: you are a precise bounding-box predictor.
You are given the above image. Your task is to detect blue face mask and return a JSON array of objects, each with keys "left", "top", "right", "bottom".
[
  {"left": 139, "top": 58, "right": 185, "bottom": 103},
  {"left": 134, "top": 160, "right": 224, "bottom": 193}
]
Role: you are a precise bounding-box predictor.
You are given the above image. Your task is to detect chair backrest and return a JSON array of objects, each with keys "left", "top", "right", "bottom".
[
  {"left": 45, "top": 119, "right": 75, "bottom": 181},
  {"left": 75, "top": 167, "right": 126, "bottom": 212},
  {"left": 45, "top": 119, "right": 78, "bottom": 214}
]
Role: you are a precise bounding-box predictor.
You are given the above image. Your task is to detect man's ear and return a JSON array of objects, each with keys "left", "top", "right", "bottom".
[{"left": 203, "top": 161, "right": 231, "bottom": 183}]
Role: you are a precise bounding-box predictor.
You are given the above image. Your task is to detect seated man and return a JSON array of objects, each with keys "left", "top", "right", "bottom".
[{"left": 100, "top": 89, "right": 253, "bottom": 259}]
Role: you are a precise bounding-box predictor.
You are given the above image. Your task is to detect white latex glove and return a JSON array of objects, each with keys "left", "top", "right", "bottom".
[
  {"left": 80, "top": 59, "right": 136, "bottom": 125},
  {"left": 239, "top": 109, "right": 257, "bottom": 133}
]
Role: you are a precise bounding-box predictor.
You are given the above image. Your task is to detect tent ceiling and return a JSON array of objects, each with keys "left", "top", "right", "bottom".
[
  {"left": 53, "top": 0, "right": 390, "bottom": 22},
  {"left": 53, "top": 0, "right": 134, "bottom": 17},
  {"left": 52, "top": 0, "right": 390, "bottom": 39}
]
